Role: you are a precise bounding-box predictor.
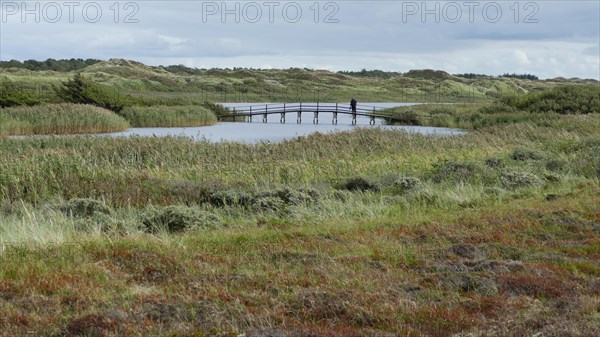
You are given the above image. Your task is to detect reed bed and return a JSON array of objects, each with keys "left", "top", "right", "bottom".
[
  {"left": 0, "top": 103, "right": 130, "bottom": 135},
  {"left": 119, "top": 105, "right": 218, "bottom": 127}
]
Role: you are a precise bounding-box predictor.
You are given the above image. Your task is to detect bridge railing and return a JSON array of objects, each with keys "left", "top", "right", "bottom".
[
  {"left": 222, "top": 103, "right": 388, "bottom": 116},
  {"left": 216, "top": 102, "right": 431, "bottom": 125}
]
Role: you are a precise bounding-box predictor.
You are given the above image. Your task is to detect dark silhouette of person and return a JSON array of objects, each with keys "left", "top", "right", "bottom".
[{"left": 350, "top": 97, "right": 357, "bottom": 113}]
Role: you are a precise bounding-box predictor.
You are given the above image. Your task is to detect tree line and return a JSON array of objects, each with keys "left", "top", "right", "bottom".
[{"left": 0, "top": 58, "right": 102, "bottom": 72}]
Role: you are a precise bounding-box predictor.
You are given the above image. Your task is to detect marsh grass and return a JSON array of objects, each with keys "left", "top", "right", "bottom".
[
  {"left": 119, "top": 105, "right": 217, "bottom": 127},
  {"left": 0, "top": 103, "right": 129, "bottom": 135}
]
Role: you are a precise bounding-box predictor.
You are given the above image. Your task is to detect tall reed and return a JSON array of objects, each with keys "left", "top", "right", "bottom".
[
  {"left": 0, "top": 103, "right": 130, "bottom": 135},
  {"left": 119, "top": 105, "right": 217, "bottom": 127}
]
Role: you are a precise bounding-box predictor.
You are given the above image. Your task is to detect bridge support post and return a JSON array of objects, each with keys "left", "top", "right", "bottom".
[
  {"left": 263, "top": 113, "right": 267, "bottom": 123},
  {"left": 313, "top": 111, "right": 319, "bottom": 124},
  {"left": 281, "top": 103, "right": 286, "bottom": 123},
  {"left": 370, "top": 116, "right": 375, "bottom": 125},
  {"left": 297, "top": 103, "right": 302, "bottom": 123},
  {"left": 352, "top": 113, "right": 357, "bottom": 125},
  {"left": 248, "top": 106, "right": 253, "bottom": 123}
]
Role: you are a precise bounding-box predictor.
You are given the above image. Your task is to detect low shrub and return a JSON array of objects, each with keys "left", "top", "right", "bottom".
[
  {"left": 208, "top": 190, "right": 254, "bottom": 207},
  {"left": 0, "top": 79, "right": 41, "bottom": 107},
  {"left": 545, "top": 158, "right": 569, "bottom": 173},
  {"left": 501, "top": 171, "right": 543, "bottom": 190},
  {"left": 502, "top": 84, "right": 600, "bottom": 115},
  {"left": 252, "top": 196, "right": 286, "bottom": 213},
  {"left": 74, "top": 213, "right": 127, "bottom": 233},
  {"left": 510, "top": 147, "right": 546, "bottom": 161},
  {"left": 338, "top": 176, "right": 380, "bottom": 192},
  {"left": 391, "top": 176, "right": 421, "bottom": 195},
  {"left": 270, "top": 187, "right": 319, "bottom": 206},
  {"left": 62, "top": 198, "right": 111, "bottom": 218},
  {"left": 432, "top": 161, "right": 486, "bottom": 183},
  {"left": 485, "top": 157, "right": 504, "bottom": 169},
  {"left": 142, "top": 206, "right": 222, "bottom": 233}
]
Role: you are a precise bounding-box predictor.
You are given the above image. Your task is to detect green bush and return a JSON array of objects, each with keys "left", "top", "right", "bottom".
[
  {"left": 510, "top": 148, "right": 546, "bottom": 161},
  {"left": 502, "top": 85, "right": 600, "bottom": 114},
  {"left": 61, "top": 198, "right": 111, "bottom": 218},
  {"left": 74, "top": 213, "right": 127, "bottom": 234},
  {"left": 54, "top": 73, "right": 138, "bottom": 112},
  {"left": 142, "top": 206, "right": 222, "bottom": 233},
  {"left": 270, "top": 187, "right": 319, "bottom": 206},
  {"left": 391, "top": 177, "right": 421, "bottom": 195},
  {"left": 208, "top": 190, "right": 254, "bottom": 207},
  {"left": 433, "top": 161, "right": 485, "bottom": 183},
  {"left": 545, "top": 158, "right": 569, "bottom": 173},
  {"left": 339, "top": 176, "right": 380, "bottom": 192},
  {"left": 0, "top": 79, "right": 41, "bottom": 107},
  {"left": 252, "top": 196, "right": 286, "bottom": 213},
  {"left": 484, "top": 157, "right": 504, "bottom": 169},
  {"left": 501, "top": 171, "right": 543, "bottom": 190}
]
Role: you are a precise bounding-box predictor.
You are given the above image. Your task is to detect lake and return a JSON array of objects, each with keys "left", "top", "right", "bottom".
[{"left": 106, "top": 102, "right": 465, "bottom": 143}]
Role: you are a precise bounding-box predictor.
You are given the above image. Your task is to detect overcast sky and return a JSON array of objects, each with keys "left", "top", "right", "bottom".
[{"left": 1, "top": 1, "right": 599, "bottom": 79}]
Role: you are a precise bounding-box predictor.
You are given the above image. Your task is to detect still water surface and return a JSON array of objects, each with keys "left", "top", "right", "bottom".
[{"left": 106, "top": 103, "right": 465, "bottom": 143}]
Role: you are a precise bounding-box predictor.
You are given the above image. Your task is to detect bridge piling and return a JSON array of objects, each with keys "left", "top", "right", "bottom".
[
  {"left": 281, "top": 103, "right": 286, "bottom": 123},
  {"left": 297, "top": 103, "right": 302, "bottom": 123}
]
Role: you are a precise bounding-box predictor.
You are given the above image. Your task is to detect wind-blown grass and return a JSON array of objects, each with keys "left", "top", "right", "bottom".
[
  {"left": 0, "top": 103, "right": 129, "bottom": 135},
  {"left": 119, "top": 105, "right": 217, "bottom": 127},
  {"left": 0, "top": 110, "right": 599, "bottom": 336}
]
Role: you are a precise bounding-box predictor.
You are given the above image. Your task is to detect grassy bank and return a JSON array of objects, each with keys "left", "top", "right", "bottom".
[
  {"left": 119, "top": 105, "right": 218, "bottom": 127},
  {"left": 381, "top": 85, "right": 599, "bottom": 129},
  {"left": 0, "top": 103, "right": 129, "bottom": 136}
]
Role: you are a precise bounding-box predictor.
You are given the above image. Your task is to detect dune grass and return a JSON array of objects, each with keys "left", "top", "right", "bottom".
[
  {"left": 0, "top": 103, "right": 130, "bottom": 136},
  {"left": 119, "top": 105, "right": 218, "bottom": 127}
]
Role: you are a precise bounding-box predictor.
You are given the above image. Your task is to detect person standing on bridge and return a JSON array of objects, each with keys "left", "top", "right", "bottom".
[{"left": 350, "top": 97, "right": 357, "bottom": 113}]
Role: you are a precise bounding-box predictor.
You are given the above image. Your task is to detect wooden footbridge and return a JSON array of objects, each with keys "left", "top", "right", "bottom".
[{"left": 217, "top": 103, "right": 421, "bottom": 125}]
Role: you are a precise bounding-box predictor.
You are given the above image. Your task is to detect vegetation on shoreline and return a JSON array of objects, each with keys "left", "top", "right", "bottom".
[
  {"left": 119, "top": 105, "right": 217, "bottom": 127},
  {"left": 0, "top": 104, "right": 129, "bottom": 135},
  {"left": 381, "top": 84, "right": 600, "bottom": 129}
]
